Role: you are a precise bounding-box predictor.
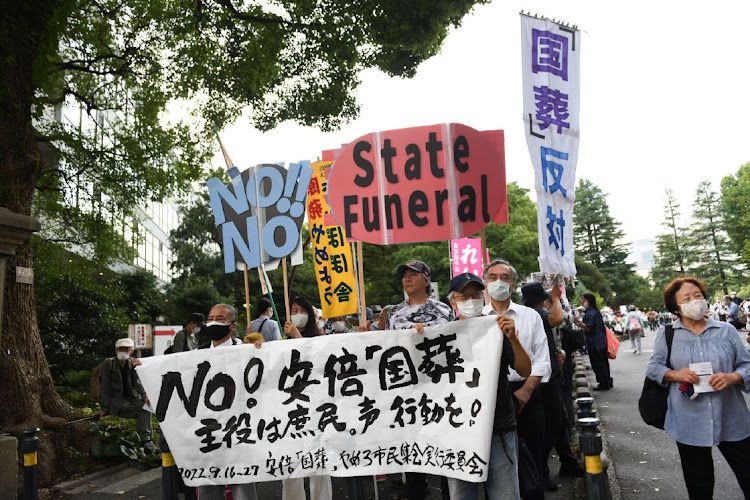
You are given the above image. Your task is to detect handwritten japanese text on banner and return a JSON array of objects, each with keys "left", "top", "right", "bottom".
[
  {"left": 521, "top": 15, "right": 580, "bottom": 276},
  {"left": 136, "top": 317, "right": 502, "bottom": 486},
  {"left": 307, "top": 161, "right": 358, "bottom": 318}
]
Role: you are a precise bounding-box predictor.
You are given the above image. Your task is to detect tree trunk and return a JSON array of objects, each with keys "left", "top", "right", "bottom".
[{"left": 0, "top": 0, "right": 74, "bottom": 487}]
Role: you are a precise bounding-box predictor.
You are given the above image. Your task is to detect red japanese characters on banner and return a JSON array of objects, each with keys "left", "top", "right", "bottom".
[{"left": 325, "top": 123, "right": 507, "bottom": 245}]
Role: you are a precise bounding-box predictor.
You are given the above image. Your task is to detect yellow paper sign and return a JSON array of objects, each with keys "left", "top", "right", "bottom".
[{"left": 307, "top": 161, "right": 358, "bottom": 318}]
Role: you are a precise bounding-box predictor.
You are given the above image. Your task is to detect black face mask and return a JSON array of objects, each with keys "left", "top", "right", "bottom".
[{"left": 205, "top": 322, "right": 231, "bottom": 341}]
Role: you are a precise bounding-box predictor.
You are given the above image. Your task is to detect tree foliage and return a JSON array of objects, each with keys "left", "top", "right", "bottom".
[
  {"left": 720, "top": 162, "right": 750, "bottom": 266},
  {"left": 572, "top": 179, "right": 634, "bottom": 304},
  {"left": 688, "top": 180, "right": 742, "bottom": 295},
  {"left": 650, "top": 189, "right": 692, "bottom": 289},
  {"left": 34, "top": 241, "right": 165, "bottom": 383}
]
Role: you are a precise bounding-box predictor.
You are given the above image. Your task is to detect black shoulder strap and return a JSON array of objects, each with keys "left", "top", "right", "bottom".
[
  {"left": 665, "top": 324, "right": 674, "bottom": 369},
  {"left": 258, "top": 318, "right": 269, "bottom": 332}
]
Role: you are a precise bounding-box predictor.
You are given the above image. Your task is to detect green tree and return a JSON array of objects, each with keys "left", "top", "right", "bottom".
[
  {"left": 484, "top": 182, "right": 539, "bottom": 279},
  {"left": 688, "top": 181, "right": 742, "bottom": 295},
  {"left": 572, "top": 179, "right": 634, "bottom": 304},
  {"left": 1, "top": 0, "right": 486, "bottom": 481},
  {"left": 650, "top": 190, "right": 692, "bottom": 288},
  {"left": 720, "top": 162, "right": 750, "bottom": 266}
]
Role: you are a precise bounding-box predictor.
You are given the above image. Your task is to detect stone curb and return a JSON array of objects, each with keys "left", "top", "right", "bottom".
[
  {"left": 573, "top": 352, "right": 622, "bottom": 500},
  {"left": 52, "top": 464, "right": 129, "bottom": 492}
]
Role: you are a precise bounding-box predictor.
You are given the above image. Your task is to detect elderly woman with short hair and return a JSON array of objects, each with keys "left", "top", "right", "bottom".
[{"left": 646, "top": 276, "right": 750, "bottom": 499}]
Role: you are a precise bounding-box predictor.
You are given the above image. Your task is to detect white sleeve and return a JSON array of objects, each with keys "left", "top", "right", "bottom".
[{"left": 529, "top": 313, "right": 552, "bottom": 380}]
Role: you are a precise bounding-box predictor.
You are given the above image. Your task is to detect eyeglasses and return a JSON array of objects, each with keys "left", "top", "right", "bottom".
[
  {"left": 484, "top": 273, "right": 513, "bottom": 283},
  {"left": 452, "top": 291, "right": 485, "bottom": 302}
]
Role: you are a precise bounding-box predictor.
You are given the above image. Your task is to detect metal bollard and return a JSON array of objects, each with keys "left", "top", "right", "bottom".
[
  {"left": 22, "top": 428, "right": 40, "bottom": 500},
  {"left": 578, "top": 417, "right": 611, "bottom": 500},
  {"left": 576, "top": 397, "right": 596, "bottom": 420},
  {"left": 161, "top": 435, "right": 196, "bottom": 500}
]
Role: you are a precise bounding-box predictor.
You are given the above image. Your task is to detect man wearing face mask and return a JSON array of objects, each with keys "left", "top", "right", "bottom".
[
  {"left": 446, "top": 273, "right": 531, "bottom": 500},
  {"left": 250, "top": 298, "right": 281, "bottom": 342},
  {"left": 521, "top": 282, "right": 584, "bottom": 490},
  {"left": 171, "top": 312, "right": 204, "bottom": 353},
  {"left": 327, "top": 315, "right": 353, "bottom": 333},
  {"left": 197, "top": 303, "right": 258, "bottom": 500},
  {"left": 386, "top": 260, "right": 454, "bottom": 500},
  {"left": 482, "top": 259, "right": 551, "bottom": 500},
  {"left": 98, "top": 338, "right": 159, "bottom": 454}
]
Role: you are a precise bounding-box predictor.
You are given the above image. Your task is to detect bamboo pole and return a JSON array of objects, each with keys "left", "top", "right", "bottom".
[{"left": 357, "top": 241, "right": 367, "bottom": 329}]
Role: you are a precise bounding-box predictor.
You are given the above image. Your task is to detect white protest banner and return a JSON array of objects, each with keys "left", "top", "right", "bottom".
[
  {"left": 136, "top": 317, "right": 502, "bottom": 486},
  {"left": 206, "top": 162, "right": 313, "bottom": 273},
  {"left": 521, "top": 14, "right": 580, "bottom": 277}
]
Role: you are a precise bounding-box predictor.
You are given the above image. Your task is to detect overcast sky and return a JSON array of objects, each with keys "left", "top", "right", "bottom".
[{"left": 216, "top": 0, "right": 750, "bottom": 247}]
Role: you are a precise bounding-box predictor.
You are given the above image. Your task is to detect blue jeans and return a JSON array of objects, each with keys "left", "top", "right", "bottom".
[{"left": 447, "top": 430, "right": 520, "bottom": 500}]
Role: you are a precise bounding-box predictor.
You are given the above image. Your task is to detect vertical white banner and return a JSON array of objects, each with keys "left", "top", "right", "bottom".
[{"left": 521, "top": 14, "right": 580, "bottom": 277}]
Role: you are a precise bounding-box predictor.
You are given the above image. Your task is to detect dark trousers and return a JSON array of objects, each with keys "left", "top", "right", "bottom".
[
  {"left": 588, "top": 348, "right": 612, "bottom": 389},
  {"left": 561, "top": 355, "right": 575, "bottom": 432},
  {"left": 539, "top": 377, "right": 578, "bottom": 478},
  {"left": 539, "top": 379, "right": 561, "bottom": 479},
  {"left": 676, "top": 436, "right": 750, "bottom": 500},
  {"left": 511, "top": 381, "right": 545, "bottom": 500}
]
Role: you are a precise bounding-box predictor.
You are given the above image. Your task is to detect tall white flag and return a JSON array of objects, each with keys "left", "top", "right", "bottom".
[{"left": 521, "top": 14, "right": 580, "bottom": 277}]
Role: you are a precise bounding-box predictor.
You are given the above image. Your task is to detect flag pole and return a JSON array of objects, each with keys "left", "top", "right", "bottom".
[{"left": 243, "top": 263, "right": 252, "bottom": 334}]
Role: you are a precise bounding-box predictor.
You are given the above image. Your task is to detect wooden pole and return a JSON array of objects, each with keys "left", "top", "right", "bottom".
[
  {"left": 281, "top": 257, "right": 290, "bottom": 320},
  {"left": 356, "top": 241, "right": 367, "bottom": 329},
  {"left": 480, "top": 227, "right": 489, "bottom": 269},
  {"left": 243, "top": 263, "right": 252, "bottom": 334}
]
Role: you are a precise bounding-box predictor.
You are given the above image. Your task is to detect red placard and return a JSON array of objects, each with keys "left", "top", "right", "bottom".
[{"left": 326, "top": 123, "right": 507, "bottom": 245}]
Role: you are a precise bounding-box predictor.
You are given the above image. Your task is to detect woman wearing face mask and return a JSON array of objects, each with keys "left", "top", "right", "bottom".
[
  {"left": 283, "top": 296, "right": 322, "bottom": 338},
  {"left": 646, "top": 276, "right": 750, "bottom": 499}
]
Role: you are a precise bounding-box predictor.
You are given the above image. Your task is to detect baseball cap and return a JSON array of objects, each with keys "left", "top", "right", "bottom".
[
  {"left": 397, "top": 260, "right": 430, "bottom": 279},
  {"left": 115, "top": 338, "right": 134, "bottom": 349},
  {"left": 189, "top": 313, "right": 205, "bottom": 325},
  {"left": 521, "top": 282, "right": 550, "bottom": 306},
  {"left": 448, "top": 273, "right": 485, "bottom": 294},
  {"left": 347, "top": 307, "right": 373, "bottom": 321}
]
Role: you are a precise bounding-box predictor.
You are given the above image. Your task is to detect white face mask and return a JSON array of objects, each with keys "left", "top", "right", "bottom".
[
  {"left": 116, "top": 352, "right": 130, "bottom": 362},
  {"left": 331, "top": 321, "right": 347, "bottom": 332},
  {"left": 192, "top": 326, "right": 201, "bottom": 334},
  {"left": 487, "top": 280, "right": 511, "bottom": 301},
  {"left": 291, "top": 313, "right": 309, "bottom": 328},
  {"left": 680, "top": 299, "right": 708, "bottom": 320},
  {"left": 456, "top": 298, "right": 485, "bottom": 318}
]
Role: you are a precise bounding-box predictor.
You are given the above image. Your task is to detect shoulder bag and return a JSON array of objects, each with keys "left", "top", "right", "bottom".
[{"left": 638, "top": 325, "right": 674, "bottom": 429}]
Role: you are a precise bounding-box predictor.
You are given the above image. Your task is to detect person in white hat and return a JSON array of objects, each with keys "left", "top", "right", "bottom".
[{"left": 98, "top": 338, "right": 158, "bottom": 454}]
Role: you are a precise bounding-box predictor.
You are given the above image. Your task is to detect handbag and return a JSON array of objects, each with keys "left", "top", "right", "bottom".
[
  {"left": 517, "top": 436, "right": 543, "bottom": 498},
  {"left": 638, "top": 325, "right": 674, "bottom": 429},
  {"left": 605, "top": 326, "right": 620, "bottom": 359}
]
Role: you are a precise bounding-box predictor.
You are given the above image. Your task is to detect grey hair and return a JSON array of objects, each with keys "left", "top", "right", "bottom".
[
  {"left": 482, "top": 258, "right": 519, "bottom": 283},
  {"left": 214, "top": 303, "right": 237, "bottom": 322}
]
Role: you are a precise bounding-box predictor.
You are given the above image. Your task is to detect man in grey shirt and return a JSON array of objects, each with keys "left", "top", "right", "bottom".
[
  {"left": 250, "top": 298, "right": 281, "bottom": 342},
  {"left": 171, "top": 313, "right": 203, "bottom": 352}
]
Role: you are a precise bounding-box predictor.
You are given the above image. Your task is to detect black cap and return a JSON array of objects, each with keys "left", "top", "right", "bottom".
[
  {"left": 448, "top": 273, "right": 485, "bottom": 294},
  {"left": 397, "top": 260, "right": 430, "bottom": 279},
  {"left": 521, "top": 282, "right": 550, "bottom": 306},
  {"left": 189, "top": 313, "right": 205, "bottom": 325}
]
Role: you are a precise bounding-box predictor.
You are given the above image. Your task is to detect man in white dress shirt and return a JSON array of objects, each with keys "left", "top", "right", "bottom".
[{"left": 482, "top": 259, "right": 550, "bottom": 500}]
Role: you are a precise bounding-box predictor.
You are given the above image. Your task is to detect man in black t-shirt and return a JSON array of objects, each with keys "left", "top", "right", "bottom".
[
  {"left": 446, "top": 273, "right": 531, "bottom": 500},
  {"left": 522, "top": 283, "right": 584, "bottom": 491}
]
